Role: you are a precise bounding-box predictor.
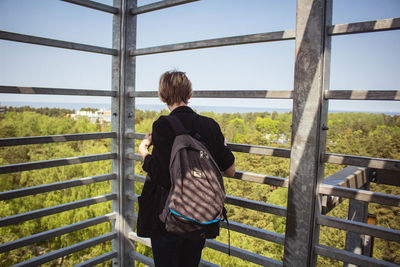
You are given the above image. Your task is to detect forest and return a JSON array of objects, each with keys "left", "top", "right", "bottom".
[{"left": 0, "top": 106, "right": 399, "bottom": 266}]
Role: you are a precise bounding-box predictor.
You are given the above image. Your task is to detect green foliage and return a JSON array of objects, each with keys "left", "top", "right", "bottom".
[
  {"left": 79, "top": 107, "right": 99, "bottom": 113},
  {"left": 0, "top": 110, "right": 111, "bottom": 266},
  {"left": 1, "top": 107, "right": 399, "bottom": 266},
  {"left": 5, "top": 106, "right": 74, "bottom": 117}
]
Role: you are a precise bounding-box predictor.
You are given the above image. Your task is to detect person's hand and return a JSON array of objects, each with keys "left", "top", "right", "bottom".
[
  {"left": 144, "top": 133, "right": 152, "bottom": 146},
  {"left": 139, "top": 133, "right": 152, "bottom": 160}
]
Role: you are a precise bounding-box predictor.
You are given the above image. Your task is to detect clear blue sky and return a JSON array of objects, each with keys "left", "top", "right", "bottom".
[{"left": 0, "top": 0, "right": 399, "bottom": 113}]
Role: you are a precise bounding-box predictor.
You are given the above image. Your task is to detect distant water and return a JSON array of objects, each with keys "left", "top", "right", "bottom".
[
  {"left": 2, "top": 101, "right": 399, "bottom": 115},
  {"left": 1, "top": 101, "right": 291, "bottom": 114}
]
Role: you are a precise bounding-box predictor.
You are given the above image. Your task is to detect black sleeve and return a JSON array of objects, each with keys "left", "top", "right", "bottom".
[
  {"left": 212, "top": 122, "right": 235, "bottom": 172},
  {"left": 141, "top": 117, "right": 173, "bottom": 188}
]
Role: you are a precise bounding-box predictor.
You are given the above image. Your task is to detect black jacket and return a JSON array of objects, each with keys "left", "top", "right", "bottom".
[{"left": 137, "top": 106, "right": 235, "bottom": 237}]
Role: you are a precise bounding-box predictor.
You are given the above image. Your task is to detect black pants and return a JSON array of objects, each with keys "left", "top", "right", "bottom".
[{"left": 151, "top": 233, "right": 205, "bottom": 267}]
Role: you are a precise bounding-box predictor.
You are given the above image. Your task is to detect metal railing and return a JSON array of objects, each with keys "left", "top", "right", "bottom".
[
  {"left": 0, "top": 0, "right": 399, "bottom": 266},
  {"left": 0, "top": 0, "right": 120, "bottom": 266}
]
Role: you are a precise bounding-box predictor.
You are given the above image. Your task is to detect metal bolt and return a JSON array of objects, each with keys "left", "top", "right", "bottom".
[{"left": 126, "top": 132, "right": 135, "bottom": 139}]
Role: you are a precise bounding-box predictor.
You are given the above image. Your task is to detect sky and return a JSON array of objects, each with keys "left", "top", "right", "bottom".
[{"left": 0, "top": 0, "right": 399, "bottom": 113}]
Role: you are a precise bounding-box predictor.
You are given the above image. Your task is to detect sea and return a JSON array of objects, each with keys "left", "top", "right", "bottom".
[{"left": 1, "top": 101, "right": 399, "bottom": 116}]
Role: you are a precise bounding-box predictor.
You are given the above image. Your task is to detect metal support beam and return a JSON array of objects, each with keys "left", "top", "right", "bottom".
[
  {"left": 283, "top": 0, "right": 331, "bottom": 266},
  {"left": 371, "top": 169, "right": 400, "bottom": 186},
  {"left": 0, "top": 85, "right": 116, "bottom": 97},
  {"left": 13, "top": 232, "right": 117, "bottom": 267},
  {"left": 0, "top": 213, "right": 116, "bottom": 253},
  {"left": 0, "top": 153, "right": 116, "bottom": 174},
  {"left": 0, "top": 174, "right": 116, "bottom": 201},
  {"left": 0, "top": 194, "right": 116, "bottom": 227},
  {"left": 131, "top": 0, "right": 199, "bottom": 15},
  {"left": 61, "top": 0, "right": 119, "bottom": 14},
  {"left": 0, "top": 30, "right": 117, "bottom": 55},
  {"left": 131, "top": 90, "right": 294, "bottom": 99},
  {"left": 205, "top": 239, "right": 283, "bottom": 267},
  {"left": 74, "top": 251, "right": 118, "bottom": 267},
  {"left": 343, "top": 183, "right": 369, "bottom": 267},
  {"left": 325, "top": 90, "right": 400, "bottom": 101},
  {"left": 111, "top": 0, "right": 137, "bottom": 266},
  {"left": 130, "top": 30, "right": 295, "bottom": 56},
  {"left": 322, "top": 166, "right": 368, "bottom": 214},
  {"left": 319, "top": 183, "right": 400, "bottom": 207},
  {"left": 315, "top": 244, "right": 398, "bottom": 267},
  {"left": 0, "top": 132, "right": 116, "bottom": 147},
  {"left": 323, "top": 153, "right": 400, "bottom": 171},
  {"left": 328, "top": 17, "right": 400, "bottom": 36}
]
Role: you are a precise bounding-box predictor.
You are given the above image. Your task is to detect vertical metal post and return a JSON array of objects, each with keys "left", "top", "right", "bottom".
[
  {"left": 111, "top": 0, "right": 137, "bottom": 266},
  {"left": 343, "top": 183, "right": 369, "bottom": 267},
  {"left": 283, "top": 0, "right": 331, "bottom": 266}
]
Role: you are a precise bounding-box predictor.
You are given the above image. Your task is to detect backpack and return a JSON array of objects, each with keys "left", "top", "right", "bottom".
[{"left": 159, "top": 115, "right": 227, "bottom": 240}]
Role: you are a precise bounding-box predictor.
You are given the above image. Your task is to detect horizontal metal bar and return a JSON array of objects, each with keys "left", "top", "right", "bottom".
[
  {"left": 315, "top": 244, "right": 398, "bottom": 267},
  {"left": 128, "top": 194, "right": 139, "bottom": 202},
  {"left": 126, "top": 131, "right": 145, "bottom": 139},
  {"left": 130, "top": 204, "right": 284, "bottom": 243},
  {"left": 323, "top": 153, "right": 400, "bottom": 171},
  {"left": 131, "top": 0, "right": 199, "bottom": 15},
  {"left": 319, "top": 183, "right": 400, "bottom": 207},
  {"left": 225, "top": 195, "right": 287, "bottom": 217},
  {"left": 0, "top": 193, "right": 116, "bottom": 227},
  {"left": 129, "top": 153, "right": 143, "bottom": 161},
  {"left": 329, "top": 17, "right": 400, "bottom": 36},
  {"left": 133, "top": 133, "right": 291, "bottom": 158},
  {"left": 132, "top": 252, "right": 154, "bottom": 267},
  {"left": 130, "top": 30, "right": 295, "bottom": 56},
  {"left": 199, "top": 260, "right": 220, "bottom": 267},
  {"left": 323, "top": 166, "right": 367, "bottom": 188},
  {"left": 129, "top": 233, "right": 219, "bottom": 267},
  {"left": 0, "top": 132, "right": 116, "bottom": 147},
  {"left": 317, "top": 215, "right": 400, "bottom": 242},
  {"left": 133, "top": 153, "right": 288, "bottom": 188},
  {"left": 0, "top": 174, "right": 116, "bottom": 201},
  {"left": 132, "top": 90, "right": 294, "bottom": 99},
  {"left": 228, "top": 143, "right": 291, "bottom": 158},
  {"left": 74, "top": 251, "right": 118, "bottom": 267},
  {"left": 373, "top": 169, "right": 400, "bottom": 187},
  {"left": 133, "top": 181, "right": 286, "bottom": 217},
  {"left": 322, "top": 166, "right": 368, "bottom": 214},
  {"left": 0, "top": 153, "right": 116, "bottom": 174},
  {"left": 133, "top": 246, "right": 217, "bottom": 267},
  {"left": 132, "top": 252, "right": 155, "bottom": 267},
  {"left": 220, "top": 220, "right": 285, "bottom": 245},
  {"left": 0, "top": 85, "right": 116, "bottom": 97},
  {"left": 13, "top": 232, "right": 117, "bottom": 267},
  {"left": 232, "top": 170, "right": 289, "bottom": 187},
  {"left": 61, "top": 0, "right": 118, "bottom": 14},
  {"left": 128, "top": 231, "right": 151, "bottom": 247},
  {"left": 205, "top": 239, "right": 283, "bottom": 267},
  {"left": 127, "top": 174, "right": 146, "bottom": 183},
  {"left": 0, "top": 30, "right": 117, "bottom": 55},
  {"left": 325, "top": 90, "right": 400, "bottom": 100},
  {"left": 0, "top": 213, "right": 116, "bottom": 253}
]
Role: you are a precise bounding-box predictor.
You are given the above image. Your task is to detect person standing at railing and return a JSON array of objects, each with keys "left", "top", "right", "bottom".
[{"left": 138, "top": 70, "right": 235, "bottom": 267}]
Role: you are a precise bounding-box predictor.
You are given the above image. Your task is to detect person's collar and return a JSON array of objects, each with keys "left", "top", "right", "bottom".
[{"left": 170, "top": 105, "right": 194, "bottom": 115}]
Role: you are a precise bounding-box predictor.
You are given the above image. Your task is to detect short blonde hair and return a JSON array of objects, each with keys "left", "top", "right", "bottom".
[{"left": 158, "top": 71, "right": 192, "bottom": 106}]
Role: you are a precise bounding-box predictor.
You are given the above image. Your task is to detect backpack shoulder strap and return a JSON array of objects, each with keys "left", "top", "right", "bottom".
[{"left": 165, "top": 115, "right": 189, "bottom": 136}]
